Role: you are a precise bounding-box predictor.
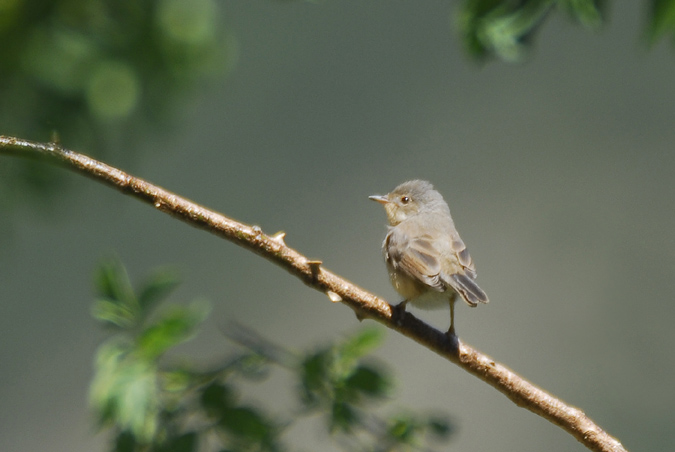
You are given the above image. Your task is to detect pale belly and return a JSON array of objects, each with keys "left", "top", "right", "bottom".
[{"left": 389, "top": 270, "right": 455, "bottom": 310}]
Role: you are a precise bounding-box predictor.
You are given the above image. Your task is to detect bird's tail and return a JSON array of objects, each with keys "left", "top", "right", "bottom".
[{"left": 448, "top": 273, "right": 489, "bottom": 307}]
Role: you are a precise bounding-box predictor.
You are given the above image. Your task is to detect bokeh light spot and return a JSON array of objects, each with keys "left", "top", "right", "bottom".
[
  {"left": 156, "top": 0, "right": 217, "bottom": 46},
  {"left": 86, "top": 61, "right": 140, "bottom": 121}
]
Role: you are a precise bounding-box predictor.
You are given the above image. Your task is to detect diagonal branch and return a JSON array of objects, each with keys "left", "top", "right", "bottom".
[{"left": 0, "top": 135, "right": 627, "bottom": 452}]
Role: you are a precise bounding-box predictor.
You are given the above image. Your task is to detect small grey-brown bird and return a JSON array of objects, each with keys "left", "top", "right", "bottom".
[{"left": 370, "top": 180, "right": 488, "bottom": 335}]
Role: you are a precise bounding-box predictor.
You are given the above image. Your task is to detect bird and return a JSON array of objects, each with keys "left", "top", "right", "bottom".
[{"left": 369, "top": 180, "right": 488, "bottom": 335}]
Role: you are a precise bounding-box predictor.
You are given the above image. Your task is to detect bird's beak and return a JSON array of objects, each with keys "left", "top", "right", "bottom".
[{"left": 369, "top": 195, "right": 389, "bottom": 204}]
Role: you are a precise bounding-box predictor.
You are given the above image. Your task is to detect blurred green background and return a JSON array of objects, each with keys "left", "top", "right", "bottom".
[{"left": 1, "top": 1, "right": 675, "bottom": 451}]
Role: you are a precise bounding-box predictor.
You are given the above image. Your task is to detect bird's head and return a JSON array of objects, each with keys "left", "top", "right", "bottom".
[{"left": 369, "top": 180, "right": 447, "bottom": 226}]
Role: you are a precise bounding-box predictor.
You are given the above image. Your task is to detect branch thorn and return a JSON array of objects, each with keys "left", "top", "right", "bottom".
[
  {"left": 271, "top": 231, "right": 286, "bottom": 245},
  {"left": 307, "top": 260, "right": 322, "bottom": 280}
]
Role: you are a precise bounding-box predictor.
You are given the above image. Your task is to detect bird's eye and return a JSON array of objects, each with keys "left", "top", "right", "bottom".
[{"left": 400, "top": 196, "right": 410, "bottom": 204}]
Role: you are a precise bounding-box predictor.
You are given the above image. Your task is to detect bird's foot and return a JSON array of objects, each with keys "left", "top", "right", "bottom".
[
  {"left": 391, "top": 300, "right": 408, "bottom": 325},
  {"left": 444, "top": 328, "right": 459, "bottom": 350}
]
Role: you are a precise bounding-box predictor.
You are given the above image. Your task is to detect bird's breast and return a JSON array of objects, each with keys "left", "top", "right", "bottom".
[{"left": 387, "top": 264, "right": 426, "bottom": 300}]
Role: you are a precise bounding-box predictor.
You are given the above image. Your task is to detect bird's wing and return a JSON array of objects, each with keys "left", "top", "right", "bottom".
[
  {"left": 449, "top": 236, "right": 476, "bottom": 277},
  {"left": 385, "top": 230, "right": 445, "bottom": 292},
  {"left": 443, "top": 236, "right": 489, "bottom": 306}
]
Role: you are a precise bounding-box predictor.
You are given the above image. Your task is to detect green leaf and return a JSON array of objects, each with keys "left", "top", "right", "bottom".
[
  {"left": 114, "top": 431, "right": 136, "bottom": 452},
  {"left": 161, "top": 432, "right": 198, "bottom": 452},
  {"left": 91, "top": 298, "right": 139, "bottom": 329},
  {"left": 137, "top": 266, "right": 181, "bottom": 316},
  {"left": 559, "top": 0, "right": 605, "bottom": 28},
  {"left": 387, "top": 415, "right": 420, "bottom": 444},
  {"left": 344, "top": 365, "right": 390, "bottom": 400},
  {"left": 300, "top": 350, "right": 330, "bottom": 397},
  {"left": 163, "top": 369, "right": 192, "bottom": 393},
  {"left": 427, "top": 415, "right": 454, "bottom": 440},
  {"left": 94, "top": 258, "right": 137, "bottom": 306},
  {"left": 233, "top": 353, "right": 271, "bottom": 381},
  {"left": 92, "top": 258, "right": 141, "bottom": 329},
  {"left": 89, "top": 340, "right": 159, "bottom": 443},
  {"left": 201, "top": 383, "right": 236, "bottom": 418},
  {"left": 90, "top": 340, "right": 130, "bottom": 422},
  {"left": 136, "top": 300, "right": 210, "bottom": 360},
  {"left": 330, "top": 401, "right": 358, "bottom": 432},
  {"left": 647, "top": 0, "right": 675, "bottom": 43},
  {"left": 220, "top": 406, "right": 276, "bottom": 443},
  {"left": 335, "top": 328, "right": 384, "bottom": 370},
  {"left": 457, "top": 0, "right": 553, "bottom": 62}
]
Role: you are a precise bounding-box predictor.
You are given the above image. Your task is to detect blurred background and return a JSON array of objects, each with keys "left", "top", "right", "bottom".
[{"left": 1, "top": 0, "right": 674, "bottom": 451}]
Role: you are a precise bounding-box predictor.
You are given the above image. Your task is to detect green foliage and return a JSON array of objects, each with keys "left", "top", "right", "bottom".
[
  {"left": 457, "top": 0, "right": 606, "bottom": 61},
  {"left": 299, "top": 328, "right": 390, "bottom": 433},
  {"left": 559, "top": 0, "right": 604, "bottom": 28},
  {"left": 0, "top": 0, "right": 232, "bottom": 216},
  {"left": 0, "top": 0, "right": 230, "bottom": 140},
  {"left": 90, "top": 258, "right": 454, "bottom": 451},
  {"left": 90, "top": 257, "right": 208, "bottom": 443},
  {"left": 456, "top": 0, "right": 675, "bottom": 59},
  {"left": 292, "top": 328, "right": 453, "bottom": 449},
  {"left": 90, "top": 340, "right": 161, "bottom": 442},
  {"left": 647, "top": 0, "right": 675, "bottom": 43}
]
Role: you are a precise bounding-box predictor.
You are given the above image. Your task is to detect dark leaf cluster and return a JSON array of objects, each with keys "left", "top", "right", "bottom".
[
  {"left": 89, "top": 258, "right": 453, "bottom": 452},
  {"left": 296, "top": 328, "right": 453, "bottom": 451},
  {"left": 647, "top": 0, "right": 675, "bottom": 43},
  {"left": 457, "top": 0, "right": 607, "bottom": 61}
]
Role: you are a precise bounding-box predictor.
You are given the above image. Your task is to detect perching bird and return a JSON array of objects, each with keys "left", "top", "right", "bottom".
[{"left": 370, "top": 180, "right": 488, "bottom": 335}]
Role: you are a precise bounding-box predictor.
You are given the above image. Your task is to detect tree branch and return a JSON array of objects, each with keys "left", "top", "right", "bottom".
[{"left": 0, "top": 135, "right": 627, "bottom": 452}]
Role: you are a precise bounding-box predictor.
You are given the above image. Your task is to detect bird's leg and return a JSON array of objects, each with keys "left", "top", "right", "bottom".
[
  {"left": 391, "top": 299, "right": 409, "bottom": 324},
  {"left": 446, "top": 298, "right": 456, "bottom": 337}
]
